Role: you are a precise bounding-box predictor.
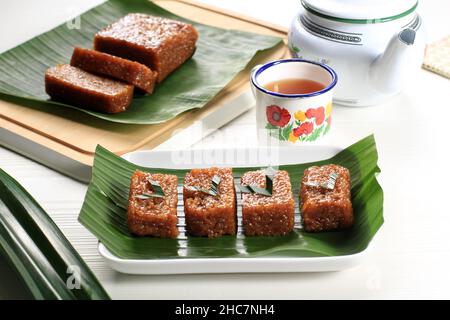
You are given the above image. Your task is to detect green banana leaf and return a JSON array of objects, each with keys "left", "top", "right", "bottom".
[
  {"left": 78, "top": 135, "right": 384, "bottom": 260},
  {"left": 0, "top": 168, "right": 110, "bottom": 300},
  {"left": 0, "top": 0, "right": 282, "bottom": 124}
]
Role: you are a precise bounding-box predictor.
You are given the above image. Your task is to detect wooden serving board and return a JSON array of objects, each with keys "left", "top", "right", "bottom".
[{"left": 0, "top": 0, "right": 288, "bottom": 168}]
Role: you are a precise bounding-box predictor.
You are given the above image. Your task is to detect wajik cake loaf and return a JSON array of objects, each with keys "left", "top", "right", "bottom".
[
  {"left": 183, "top": 168, "right": 236, "bottom": 237},
  {"left": 71, "top": 47, "right": 157, "bottom": 93},
  {"left": 127, "top": 170, "right": 179, "bottom": 238},
  {"left": 300, "top": 164, "right": 353, "bottom": 232},
  {"left": 45, "top": 64, "right": 134, "bottom": 113},
  {"left": 94, "top": 13, "right": 198, "bottom": 83},
  {"left": 241, "top": 170, "right": 295, "bottom": 236}
]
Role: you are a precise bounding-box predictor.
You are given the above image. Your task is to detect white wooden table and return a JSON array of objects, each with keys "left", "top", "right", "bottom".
[{"left": 1, "top": 0, "right": 450, "bottom": 299}]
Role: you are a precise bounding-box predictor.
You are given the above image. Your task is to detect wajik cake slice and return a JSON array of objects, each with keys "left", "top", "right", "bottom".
[
  {"left": 127, "top": 170, "right": 179, "bottom": 238},
  {"left": 300, "top": 164, "right": 353, "bottom": 232},
  {"left": 45, "top": 64, "right": 134, "bottom": 113},
  {"left": 94, "top": 13, "right": 198, "bottom": 83},
  {"left": 183, "top": 168, "right": 236, "bottom": 238},
  {"left": 71, "top": 47, "right": 157, "bottom": 93},
  {"left": 241, "top": 170, "right": 295, "bottom": 236}
]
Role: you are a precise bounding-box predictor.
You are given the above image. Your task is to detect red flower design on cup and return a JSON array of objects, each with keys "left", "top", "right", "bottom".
[
  {"left": 315, "top": 106, "right": 325, "bottom": 126},
  {"left": 293, "top": 122, "right": 314, "bottom": 137},
  {"left": 305, "top": 108, "right": 316, "bottom": 119},
  {"left": 266, "top": 105, "right": 291, "bottom": 127}
]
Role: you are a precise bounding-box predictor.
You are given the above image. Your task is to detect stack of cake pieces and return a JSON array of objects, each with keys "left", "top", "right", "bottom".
[
  {"left": 45, "top": 13, "right": 198, "bottom": 113},
  {"left": 126, "top": 164, "right": 354, "bottom": 239}
]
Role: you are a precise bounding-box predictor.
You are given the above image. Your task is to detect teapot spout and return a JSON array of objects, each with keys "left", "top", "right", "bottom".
[{"left": 370, "top": 28, "right": 416, "bottom": 95}]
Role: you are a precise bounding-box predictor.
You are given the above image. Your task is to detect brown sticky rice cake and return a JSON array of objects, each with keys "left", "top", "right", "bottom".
[
  {"left": 300, "top": 164, "right": 353, "bottom": 232},
  {"left": 183, "top": 167, "right": 236, "bottom": 238},
  {"left": 127, "top": 170, "right": 179, "bottom": 238},
  {"left": 94, "top": 13, "right": 198, "bottom": 83},
  {"left": 71, "top": 47, "right": 157, "bottom": 93},
  {"left": 45, "top": 64, "right": 134, "bottom": 113},
  {"left": 241, "top": 170, "right": 295, "bottom": 236}
]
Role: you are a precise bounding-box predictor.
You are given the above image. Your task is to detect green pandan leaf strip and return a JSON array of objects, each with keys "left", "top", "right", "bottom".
[{"left": 0, "top": 169, "right": 110, "bottom": 300}]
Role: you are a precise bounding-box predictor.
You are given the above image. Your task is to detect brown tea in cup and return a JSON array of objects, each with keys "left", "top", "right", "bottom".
[{"left": 264, "top": 78, "right": 325, "bottom": 95}]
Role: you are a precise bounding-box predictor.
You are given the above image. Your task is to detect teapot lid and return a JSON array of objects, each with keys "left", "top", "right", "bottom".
[{"left": 301, "top": 0, "right": 418, "bottom": 23}]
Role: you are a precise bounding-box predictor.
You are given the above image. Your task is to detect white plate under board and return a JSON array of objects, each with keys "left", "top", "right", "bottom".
[{"left": 99, "top": 145, "right": 371, "bottom": 275}]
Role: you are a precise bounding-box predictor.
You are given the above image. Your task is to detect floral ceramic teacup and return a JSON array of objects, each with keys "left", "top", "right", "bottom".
[{"left": 251, "top": 59, "right": 337, "bottom": 145}]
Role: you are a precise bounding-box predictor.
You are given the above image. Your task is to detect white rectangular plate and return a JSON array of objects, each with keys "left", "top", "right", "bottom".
[{"left": 99, "top": 146, "right": 369, "bottom": 275}]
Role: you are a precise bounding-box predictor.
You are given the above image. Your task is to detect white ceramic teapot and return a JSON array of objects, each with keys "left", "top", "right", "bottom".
[{"left": 288, "top": 0, "right": 425, "bottom": 107}]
